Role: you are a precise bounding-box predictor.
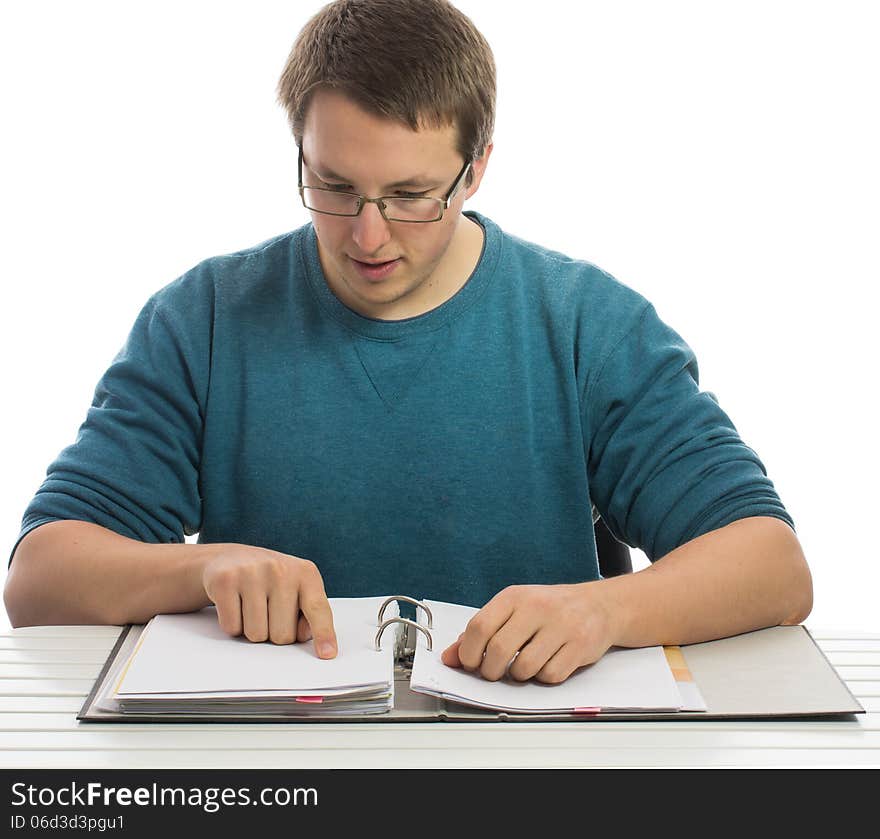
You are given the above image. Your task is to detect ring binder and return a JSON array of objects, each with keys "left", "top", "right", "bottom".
[
  {"left": 374, "top": 617, "right": 433, "bottom": 652},
  {"left": 376, "top": 595, "right": 433, "bottom": 628},
  {"left": 85, "top": 596, "right": 830, "bottom": 724}
]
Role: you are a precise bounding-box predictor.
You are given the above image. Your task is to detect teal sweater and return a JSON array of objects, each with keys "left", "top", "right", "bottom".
[{"left": 13, "top": 211, "right": 793, "bottom": 607}]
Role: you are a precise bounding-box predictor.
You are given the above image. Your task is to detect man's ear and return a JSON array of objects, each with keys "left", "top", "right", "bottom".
[{"left": 465, "top": 142, "right": 494, "bottom": 200}]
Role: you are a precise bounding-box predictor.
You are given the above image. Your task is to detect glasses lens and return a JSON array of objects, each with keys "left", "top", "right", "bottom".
[
  {"left": 384, "top": 198, "right": 443, "bottom": 222},
  {"left": 302, "top": 187, "right": 360, "bottom": 216}
]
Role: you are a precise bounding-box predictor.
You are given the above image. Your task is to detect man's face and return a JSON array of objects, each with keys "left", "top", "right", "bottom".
[{"left": 300, "top": 88, "right": 491, "bottom": 319}]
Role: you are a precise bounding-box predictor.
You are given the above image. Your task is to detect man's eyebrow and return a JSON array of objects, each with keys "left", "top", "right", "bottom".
[{"left": 312, "top": 163, "right": 436, "bottom": 190}]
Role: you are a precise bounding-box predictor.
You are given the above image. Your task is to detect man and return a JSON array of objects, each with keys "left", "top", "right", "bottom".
[{"left": 4, "top": 0, "right": 811, "bottom": 685}]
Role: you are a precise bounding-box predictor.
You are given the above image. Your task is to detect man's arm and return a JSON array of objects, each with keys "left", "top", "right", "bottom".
[
  {"left": 442, "top": 515, "right": 812, "bottom": 683},
  {"left": 5, "top": 521, "right": 216, "bottom": 627},
  {"left": 600, "top": 515, "right": 811, "bottom": 645},
  {"left": 3, "top": 520, "right": 338, "bottom": 657}
]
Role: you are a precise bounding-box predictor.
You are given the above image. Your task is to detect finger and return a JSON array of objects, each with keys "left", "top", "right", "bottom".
[
  {"left": 535, "top": 642, "right": 584, "bottom": 685},
  {"left": 267, "top": 587, "right": 299, "bottom": 645},
  {"left": 296, "top": 614, "right": 312, "bottom": 643},
  {"left": 211, "top": 590, "right": 243, "bottom": 638},
  {"left": 297, "top": 571, "right": 337, "bottom": 659},
  {"left": 240, "top": 586, "right": 270, "bottom": 643},
  {"left": 440, "top": 635, "right": 464, "bottom": 668},
  {"left": 507, "top": 627, "right": 565, "bottom": 682},
  {"left": 456, "top": 596, "right": 515, "bottom": 671},
  {"left": 478, "top": 614, "right": 537, "bottom": 681}
]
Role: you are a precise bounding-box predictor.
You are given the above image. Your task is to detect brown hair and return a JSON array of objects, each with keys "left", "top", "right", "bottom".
[{"left": 276, "top": 0, "right": 496, "bottom": 175}]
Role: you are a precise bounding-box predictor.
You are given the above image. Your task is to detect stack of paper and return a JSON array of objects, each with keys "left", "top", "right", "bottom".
[
  {"left": 111, "top": 597, "right": 399, "bottom": 716},
  {"left": 410, "top": 600, "right": 702, "bottom": 713},
  {"left": 99, "top": 595, "right": 705, "bottom": 718}
]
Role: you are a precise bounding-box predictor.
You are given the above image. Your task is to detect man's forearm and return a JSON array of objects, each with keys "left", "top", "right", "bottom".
[
  {"left": 599, "top": 516, "right": 813, "bottom": 648},
  {"left": 4, "top": 520, "right": 222, "bottom": 627}
]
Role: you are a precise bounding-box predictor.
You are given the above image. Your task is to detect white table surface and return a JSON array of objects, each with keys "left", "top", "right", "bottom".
[{"left": 1, "top": 624, "right": 878, "bottom": 768}]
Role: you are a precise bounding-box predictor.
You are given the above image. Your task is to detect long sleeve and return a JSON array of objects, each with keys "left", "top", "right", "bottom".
[
  {"left": 584, "top": 301, "right": 793, "bottom": 562},
  {"left": 11, "top": 281, "right": 211, "bottom": 563}
]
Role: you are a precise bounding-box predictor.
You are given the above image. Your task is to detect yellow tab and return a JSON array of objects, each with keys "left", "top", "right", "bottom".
[
  {"left": 663, "top": 646, "right": 686, "bottom": 668},
  {"left": 671, "top": 667, "right": 693, "bottom": 682}
]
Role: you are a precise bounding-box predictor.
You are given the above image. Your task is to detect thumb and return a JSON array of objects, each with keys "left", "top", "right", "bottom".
[
  {"left": 296, "top": 614, "right": 312, "bottom": 643},
  {"left": 441, "top": 636, "right": 464, "bottom": 668}
]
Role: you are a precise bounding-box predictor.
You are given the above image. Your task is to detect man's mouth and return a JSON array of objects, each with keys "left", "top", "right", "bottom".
[{"left": 349, "top": 256, "right": 402, "bottom": 281}]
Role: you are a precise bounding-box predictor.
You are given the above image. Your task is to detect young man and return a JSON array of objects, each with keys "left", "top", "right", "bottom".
[{"left": 4, "top": 0, "right": 811, "bottom": 685}]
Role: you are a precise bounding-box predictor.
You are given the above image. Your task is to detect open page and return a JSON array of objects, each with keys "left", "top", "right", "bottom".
[
  {"left": 113, "top": 597, "right": 398, "bottom": 714},
  {"left": 409, "top": 600, "right": 692, "bottom": 713}
]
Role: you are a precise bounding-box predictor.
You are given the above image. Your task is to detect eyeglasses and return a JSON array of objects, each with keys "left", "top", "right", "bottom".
[{"left": 297, "top": 146, "right": 471, "bottom": 223}]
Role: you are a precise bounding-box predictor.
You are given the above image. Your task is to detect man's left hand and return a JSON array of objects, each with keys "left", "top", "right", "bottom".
[{"left": 440, "top": 582, "right": 617, "bottom": 684}]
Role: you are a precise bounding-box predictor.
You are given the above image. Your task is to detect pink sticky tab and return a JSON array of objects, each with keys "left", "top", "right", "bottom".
[
  {"left": 573, "top": 707, "right": 601, "bottom": 715},
  {"left": 295, "top": 696, "right": 324, "bottom": 704}
]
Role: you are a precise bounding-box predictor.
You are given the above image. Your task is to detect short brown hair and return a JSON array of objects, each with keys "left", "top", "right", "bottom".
[{"left": 276, "top": 0, "right": 496, "bottom": 168}]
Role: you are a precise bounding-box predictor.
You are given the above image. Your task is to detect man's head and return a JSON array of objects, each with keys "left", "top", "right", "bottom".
[
  {"left": 276, "top": 0, "right": 496, "bottom": 320},
  {"left": 277, "top": 0, "right": 496, "bottom": 183}
]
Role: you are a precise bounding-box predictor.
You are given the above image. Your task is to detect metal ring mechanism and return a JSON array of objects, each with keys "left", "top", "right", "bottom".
[
  {"left": 376, "top": 595, "right": 433, "bottom": 628},
  {"left": 374, "top": 618, "right": 433, "bottom": 652}
]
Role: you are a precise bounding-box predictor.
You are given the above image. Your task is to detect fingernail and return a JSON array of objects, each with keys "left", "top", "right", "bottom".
[{"left": 318, "top": 641, "right": 335, "bottom": 658}]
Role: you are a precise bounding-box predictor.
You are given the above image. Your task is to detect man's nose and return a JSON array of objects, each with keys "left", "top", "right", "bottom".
[{"left": 351, "top": 201, "right": 392, "bottom": 255}]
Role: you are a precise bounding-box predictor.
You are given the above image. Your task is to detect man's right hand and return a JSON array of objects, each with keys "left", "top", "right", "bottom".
[{"left": 201, "top": 545, "right": 337, "bottom": 658}]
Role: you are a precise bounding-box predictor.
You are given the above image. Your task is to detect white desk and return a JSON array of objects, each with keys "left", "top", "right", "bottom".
[{"left": 1, "top": 625, "right": 878, "bottom": 768}]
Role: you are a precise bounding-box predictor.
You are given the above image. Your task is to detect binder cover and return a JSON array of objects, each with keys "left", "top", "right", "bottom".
[{"left": 78, "top": 599, "right": 864, "bottom": 723}]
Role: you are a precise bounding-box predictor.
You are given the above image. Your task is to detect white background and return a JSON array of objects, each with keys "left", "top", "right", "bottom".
[{"left": 1, "top": 1, "right": 877, "bottom": 633}]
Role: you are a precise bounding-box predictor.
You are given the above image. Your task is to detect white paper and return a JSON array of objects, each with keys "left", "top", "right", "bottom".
[
  {"left": 115, "top": 597, "right": 397, "bottom": 697},
  {"left": 409, "top": 600, "right": 685, "bottom": 712}
]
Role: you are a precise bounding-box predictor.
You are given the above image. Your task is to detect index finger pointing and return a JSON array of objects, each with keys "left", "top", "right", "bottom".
[{"left": 298, "top": 586, "right": 337, "bottom": 659}]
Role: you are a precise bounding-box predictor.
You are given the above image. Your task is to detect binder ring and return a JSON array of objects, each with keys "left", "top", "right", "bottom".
[
  {"left": 377, "top": 595, "right": 433, "bottom": 628},
  {"left": 374, "top": 617, "right": 433, "bottom": 652}
]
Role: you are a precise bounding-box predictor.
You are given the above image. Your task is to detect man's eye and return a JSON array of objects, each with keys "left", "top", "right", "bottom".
[
  {"left": 322, "top": 182, "right": 353, "bottom": 192},
  {"left": 396, "top": 190, "right": 430, "bottom": 199}
]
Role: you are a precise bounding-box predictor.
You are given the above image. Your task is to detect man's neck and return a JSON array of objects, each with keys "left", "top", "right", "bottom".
[{"left": 434, "top": 214, "right": 484, "bottom": 307}]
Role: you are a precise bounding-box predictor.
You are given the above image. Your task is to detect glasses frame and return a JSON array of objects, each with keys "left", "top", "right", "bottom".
[{"left": 297, "top": 146, "right": 472, "bottom": 223}]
